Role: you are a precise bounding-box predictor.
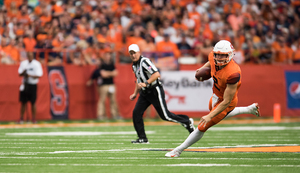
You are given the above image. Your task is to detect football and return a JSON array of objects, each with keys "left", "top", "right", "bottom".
[{"left": 195, "top": 66, "right": 211, "bottom": 81}]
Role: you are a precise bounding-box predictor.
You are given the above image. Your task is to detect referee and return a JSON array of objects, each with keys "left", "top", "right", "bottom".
[{"left": 128, "top": 44, "right": 195, "bottom": 143}]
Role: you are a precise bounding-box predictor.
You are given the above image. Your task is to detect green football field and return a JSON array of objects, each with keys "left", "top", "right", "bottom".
[{"left": 0, "top": 120, "right": 299, "bottom": 173}]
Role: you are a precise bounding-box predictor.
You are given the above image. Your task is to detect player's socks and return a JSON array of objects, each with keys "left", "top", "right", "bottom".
[
  {"left": 225, "top": 103, "right": 258, "bottom": 119},
  {"left": 175, "top": 128, "right": 204, "bottom": 152}
]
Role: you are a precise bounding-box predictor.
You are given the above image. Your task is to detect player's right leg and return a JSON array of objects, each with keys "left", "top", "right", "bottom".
[{"left": 165, "top": 128, "right": 204, "bottom": 157}]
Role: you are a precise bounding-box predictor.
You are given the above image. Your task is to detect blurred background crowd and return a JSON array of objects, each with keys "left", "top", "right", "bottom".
[{"left": 0, "top": 0, "right": 300, "bottom": 67}]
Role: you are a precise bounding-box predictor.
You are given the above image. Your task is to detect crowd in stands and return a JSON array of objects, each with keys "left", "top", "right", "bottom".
[{"left": 0, "top": 0, "right": 300, "bottom": 67}]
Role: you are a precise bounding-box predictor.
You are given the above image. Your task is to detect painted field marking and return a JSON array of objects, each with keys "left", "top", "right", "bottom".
[
  {"left": 1, "top": 117, "right": 300, "bottom": 129},
  {"left": 0, "top": 157, "right": 300, "bottom": 161},
  {"left": 184, "top": 146, "right": 300, "bottom": 153},
  {"left": 0, "top": 163, "right": 300, "bottom": 167},
  {"left": 5, "top": 131, "right": 155, "bottom": 136}
]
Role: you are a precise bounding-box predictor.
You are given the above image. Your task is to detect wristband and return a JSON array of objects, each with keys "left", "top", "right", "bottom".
[{"left": 145, "top": 81, "right": 150, "bottom": 87}]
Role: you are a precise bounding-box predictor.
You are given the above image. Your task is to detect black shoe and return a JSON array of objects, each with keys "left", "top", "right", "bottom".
[
  {"left": 185, "top": 118, "right": 195, "bottom": 134},
  {"left": 131, "top": 138, "right": 149, "bottom": 144}
]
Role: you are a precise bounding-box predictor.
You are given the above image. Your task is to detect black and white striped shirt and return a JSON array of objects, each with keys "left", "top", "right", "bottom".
[{"left": 132, "top": 56, "right": 161, "bottom": 89}]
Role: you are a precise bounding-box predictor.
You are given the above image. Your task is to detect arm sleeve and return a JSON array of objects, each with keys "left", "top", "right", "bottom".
[
  {"left": 18, "top": 62, "right": 25, "bottom": 74},
  {"left": 91, "top": 69, "right": 100, "bottom": 80},
  {"left": 227, "top": 72, "right": 240, "bottom": 84},
  {"left": 142, "top": 58, "right": 158, "bottom": 75}
]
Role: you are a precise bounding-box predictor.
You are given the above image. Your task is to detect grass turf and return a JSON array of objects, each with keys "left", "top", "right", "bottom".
[{"left": 0, "top": 121, "right": 299, "bottom": 173}]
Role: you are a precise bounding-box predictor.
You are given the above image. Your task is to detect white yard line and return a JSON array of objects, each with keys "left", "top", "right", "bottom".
[
  {"left": 0, "top": 163, "right": 300, "bottom": 167},
  {"left": 5, "top": 131, "right": 155, "bottom": 136},
  {"left": 0, "top": 157, "right": 300, "bottom": 161}
]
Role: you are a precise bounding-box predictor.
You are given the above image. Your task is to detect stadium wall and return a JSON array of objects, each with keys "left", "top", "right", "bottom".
[{"left": 0, "top": 64, "right": 299, "bottom": 121}]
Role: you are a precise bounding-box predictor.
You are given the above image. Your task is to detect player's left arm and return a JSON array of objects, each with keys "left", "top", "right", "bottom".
[{"left": 199, "top": 82, "right": 238, "bottom": 127}]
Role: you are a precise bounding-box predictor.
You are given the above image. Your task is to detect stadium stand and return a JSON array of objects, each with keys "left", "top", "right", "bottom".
[{"left": 0, "top": 0, "right": 299, "bottom": 66}]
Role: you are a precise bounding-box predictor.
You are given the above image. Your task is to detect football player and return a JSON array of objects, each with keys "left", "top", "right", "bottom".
[{"left": 165, "top": 40, "right": 260, "bottom": 157}]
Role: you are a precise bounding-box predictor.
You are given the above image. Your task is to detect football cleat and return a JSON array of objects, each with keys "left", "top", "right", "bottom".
[
  {"left": 185, "top": 118, "right": 195, "bottom": 134},
  {"left": 250, "top": 103, "right": 260, "bottom": 117},
  {"left": 131, "top": 138, "right": 149, "bottom": 144},
  {"left": 165, "top": 149, "right": 181, "bottom": 157}
]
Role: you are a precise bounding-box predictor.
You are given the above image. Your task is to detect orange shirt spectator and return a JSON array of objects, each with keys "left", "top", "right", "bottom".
[
  {"left": 223, "top": 1, "right": 242, "bottom": 15},
  {"left": 131, "top": 2, "right": 142, "bottom": 15},
  {"left": 173, "top": 22, "right": 188, "bottom": 31},
  {"left": 52, "top": 38, "right": 62, "bottom": 49},
  {"left": 163, "top": 4, "right": 176, "bottom": 21},
  {"left": 171, "top": 0, "right": 193, "bottom": 7},
  {"left": 37, "top": 34, "right": 47, "bottom": 41},
  {"left": 15, "top": 28, "right": 24, "bottom": 37},
  {"left": 23, "top": 37, "right": 37, "bottom": 52},
  {"left": 138, "top": 35, "right": 156, "bottom": 53},
  {"left": 107, "top": 23, "right": 123, "bottom": 52},
  {"left": 201, "top": 24, "right": 213, "bottom": 40},
  {"left": 3, "top": 44, "right": 20, "bottom": 63},
  {"left": 17, "top": 13, "right": 31, "bottom": 25},
  {"left": 111, "top": 1, "right": 127, "bottom": 17},
  {"left": 40, "top": 14, "right": 52, "bottom": 26},
  {"left": 156, "top": 37, "right": 181, "bottom": 58},
  {"left": 52, "top": 4, "right": 64, "bottom": 14},
  {"left": 293, "top": 49, "right": 300, "bottom": 62},
  {"left": 34, "top": 6, "right": 43, "bottom": 16},
  {"left": 6, "top": 2, "right": 19, "bottom": 18},
  {"left": 188, "top": 11, "right": 201, "bottom": 27},
  {"left": 5, "top": 0, "right": 23, "bottom": 8},
  {"left": 272, "top": 41, "right": 293, "bottom": 63},
  {"left": 227, "top": 10, "right": 244, "bottom": 31},
  {"left": 124, "top": 0, "right": 139, "bottom": 7}
]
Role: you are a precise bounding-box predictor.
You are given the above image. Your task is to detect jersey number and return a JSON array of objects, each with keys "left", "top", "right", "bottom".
[{"left": 213, "top": 75, "right": 220, "bottom": 91}]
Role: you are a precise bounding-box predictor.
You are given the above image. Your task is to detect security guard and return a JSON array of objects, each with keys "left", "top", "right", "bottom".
[{"left": 128, "top": 44, "right": 195, "bottom": 143}]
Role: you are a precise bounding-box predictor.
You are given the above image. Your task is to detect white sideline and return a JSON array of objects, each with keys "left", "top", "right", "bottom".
[{"left": 5, "top": 131, "right": 155, "bottom": 136}]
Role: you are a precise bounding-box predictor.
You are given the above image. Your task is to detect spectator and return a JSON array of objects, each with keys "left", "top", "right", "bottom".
[
  {"left": 195, "top": 38, "right": 213, "bottom": 63},
  {"left": 271, "top": 35, "right": 293, "bottom": 64},
  {"left": 156, "top": 33, "right": 181, "bottom": 59},
  {"left": 23, "top": 30, "right": 37, "bottom": 53},
  {"left": 209, "top": 13, "right": 224, "bottom": 33},
  {"left": 258, "top": 35, "right": 273, "bottom": 64},
  {"left": 139, "top": 34, "right": 156, "bottom": 60},
  {"left": 223, "top": 0, "right": 242, "bottom": 17},
  {"left": 0, "top": 0, "right": 300, "bottom": 67},
  {"left": 87, "top": 49, "right": 121, "bottom": 120},
  {"left": 292, "top": 37, "right": 300, "bottom": 63},
  {"left": 177, "top": 34, "right": 192, "bottom": 56},
  {"left": 2, "top": 39, "right": 19, "bottom": 64},
  {"left": 18, "top": 52, "right": 43, "bottom": 124}
]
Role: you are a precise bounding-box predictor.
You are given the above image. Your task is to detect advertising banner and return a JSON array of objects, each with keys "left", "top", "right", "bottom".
[
  {"left": 161, "top": 71, "right": 213, "bottom": 111},
  {"left": 47, "top": 66, "right": 69, "bottom": 119},
  {"left": 285, "top": 71, "right": 300, "bottom": 109}
]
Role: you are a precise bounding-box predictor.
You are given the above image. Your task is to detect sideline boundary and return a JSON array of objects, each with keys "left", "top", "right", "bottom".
[{"left": 1, "top": 117, "right": 300, "bottom": 129}]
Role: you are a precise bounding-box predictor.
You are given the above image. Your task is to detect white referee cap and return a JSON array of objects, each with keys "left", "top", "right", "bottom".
[{"left": 128, "top": 44, "right": 140, "bottom": 53}]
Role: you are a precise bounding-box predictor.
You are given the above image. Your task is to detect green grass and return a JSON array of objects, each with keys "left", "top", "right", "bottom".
[{"left": 0, "top": 121, "right": 299, "bottom": 173}]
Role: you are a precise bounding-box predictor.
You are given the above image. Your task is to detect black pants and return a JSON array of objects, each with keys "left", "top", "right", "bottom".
[
  {"left": 19, "top": 83, "right": 37, "bottom": 104},
  {"left": 132, "top": 85, "right": 190, "bottom": 139}
]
